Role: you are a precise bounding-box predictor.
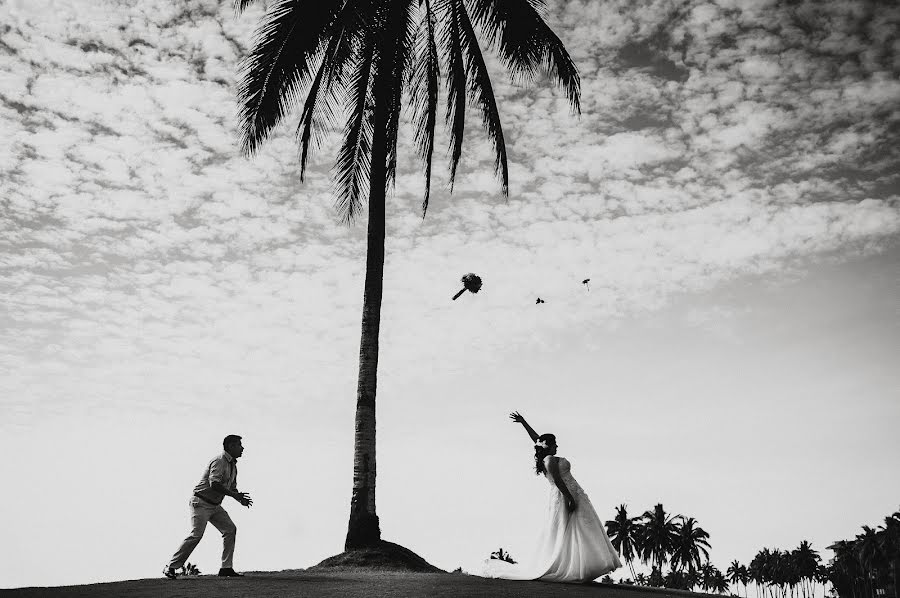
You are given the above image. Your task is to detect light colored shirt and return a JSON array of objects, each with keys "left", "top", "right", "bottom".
[{"left": 193, "top": 452, "right": 238, "bottom": 505}]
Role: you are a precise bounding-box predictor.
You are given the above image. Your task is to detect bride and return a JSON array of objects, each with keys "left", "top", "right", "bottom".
[{"left": 482, "top": 411, "right": 622, "bottom": 583}]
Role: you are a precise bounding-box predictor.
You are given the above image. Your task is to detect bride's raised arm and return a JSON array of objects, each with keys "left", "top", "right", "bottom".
[{"left": 509, "top": 411, "right": 540, "bottom": 443}]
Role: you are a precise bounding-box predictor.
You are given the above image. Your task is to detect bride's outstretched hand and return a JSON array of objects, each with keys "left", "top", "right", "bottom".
[{"left": 509, "top": 411, "right": 525, "bottom": 424}]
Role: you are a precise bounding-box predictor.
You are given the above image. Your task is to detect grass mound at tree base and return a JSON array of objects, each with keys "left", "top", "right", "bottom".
[
  {"left": 4, "top": 569, "right": 735, "bottom": 598},
  {"left": 310, "top": 540, "right": 445, "bottom": 573}
]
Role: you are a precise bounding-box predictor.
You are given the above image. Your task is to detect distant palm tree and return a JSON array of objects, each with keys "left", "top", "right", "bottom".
[
  {"left": 638, "top": 503, "right": 679, "bottom": 574},
  {"left": 792, "top": 540, "right": 821, "bottom": 598},
  {"left": 712, "top": 569, "right": 730, "bottom": 594},
  {"left": 768, "top": 548, "right": 790, "bottom": 598},
  {"left": 686, "top": 566, "right": 703, "bottom": 591},
  {"left": 670, "top": 516, "right": 711, "bottom": 574},
  {"left": 702, "top": 562, "right": 719, "bottom": 592},
  {"left": 858, "top": 525, "right": 886, "bottom": 568},
  {"left": 234, "top": 0, "right": 579, "bottom": 551},
  {"left": 785, "top": 549, "right": 802, "bottom": 598},
  {"left": 856, "top": 526, "right": 885, "bottom": 598},
  {"left": 750, "top": 549, "right": 771, "bottom": 598},
  {"left": 607, "top": 504, "right": 641, "bottom": 579},
  {"left": 697, "top": 564, "right": 729, "bottom": 595},
  {"left": 729, "top": 560, "right": 745, "bottom": 595},
  {"left": 665, "top": 568, "right": 690, "bottom": 590},
  {"left": 739, "top": 564, "right": 751, "bottom": 597}
]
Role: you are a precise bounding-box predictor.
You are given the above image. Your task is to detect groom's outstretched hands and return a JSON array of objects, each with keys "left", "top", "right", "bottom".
[
  {"left": 235, "top": 491, "right": 253, "bottom": 507},
  {"left": 509, "top": 411, "right": 525, "bottom": 424}
]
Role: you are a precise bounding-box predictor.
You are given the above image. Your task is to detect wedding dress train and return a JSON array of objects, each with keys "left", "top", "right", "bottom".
[{"left": 482, "top": 456, "right": 621, "bottom": 583}]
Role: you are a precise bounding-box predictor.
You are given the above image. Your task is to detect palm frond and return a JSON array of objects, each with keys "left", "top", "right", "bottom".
[
  {"left": 237, "top": 1, "right": 343, "bottom": 155},
  {"left": 409, "top": 0, "right": 440, "bottom": 215},
  {"left": 334, "top": 32, "right": 376, "bottom": 224},
  {"left": 382, "top": 0, "right": 418, "bottom": 192},
  {"left": 439, "top": 0, "right": 468, "bottom": 191},
  {"left": 457, "top": 2, "right": 508, "bottom": 196},
  {"left": 233, "top": 0, "right": 260, "bottom": 13},
  {"left": 469, "top": 0, "right": 580, "bottom": 112},
  {"left": 296, "top": 5, "right": 359, "bottom": 180}
]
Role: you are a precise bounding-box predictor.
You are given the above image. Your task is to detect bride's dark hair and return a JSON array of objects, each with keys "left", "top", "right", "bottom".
[{"left": 534, "top": 433, "right": 556, "bottom": 475}]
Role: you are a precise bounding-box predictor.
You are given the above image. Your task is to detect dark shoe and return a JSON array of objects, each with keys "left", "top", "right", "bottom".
[
  {"left": 218, "top": 568, "right": 244, "bottom": 577},
  {"left": 163, "top": 566, "right": 179, "bottom": 580}
]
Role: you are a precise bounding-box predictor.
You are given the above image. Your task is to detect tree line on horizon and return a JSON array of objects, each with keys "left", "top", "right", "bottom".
[
  {"left": 602, "top": 503, "right": 900, "bottom": 598},
  {"left": 826, "top": 508, "right": 900, "bottom": 598},
  {"left": 604, "top": 502, "right": 727, "bottom": 592}
]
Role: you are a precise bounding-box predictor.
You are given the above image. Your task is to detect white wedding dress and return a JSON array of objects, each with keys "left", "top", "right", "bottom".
[{"left": 482, "top": 456, "right": 621, "bottom": 583}]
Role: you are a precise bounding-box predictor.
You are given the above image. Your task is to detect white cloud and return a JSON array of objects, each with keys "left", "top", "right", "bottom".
[
  {"left": 580, "top": 131, "right": 683, "bottom": 174},
  {"left": 739, "top": 56, "right": 782, "bottom": 79}
]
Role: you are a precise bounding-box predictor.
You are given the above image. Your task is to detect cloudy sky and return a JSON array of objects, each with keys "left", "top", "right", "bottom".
[{"left": 1, "top": 0, "right": 899, "bottom": 589}]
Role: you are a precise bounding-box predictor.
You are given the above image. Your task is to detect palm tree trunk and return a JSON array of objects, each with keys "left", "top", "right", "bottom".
[{"left": 344, "top": 70, "right": 390, "bottom": 552}]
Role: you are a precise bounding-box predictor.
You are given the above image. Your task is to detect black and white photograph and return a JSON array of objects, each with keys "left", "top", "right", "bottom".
[{"left": 1, "top": 0, "right": 898, "bottom": 596}]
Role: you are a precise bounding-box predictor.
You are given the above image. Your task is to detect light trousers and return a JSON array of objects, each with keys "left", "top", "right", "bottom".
[{"left": 168, "top": 496, "right": 237, "bottom": 570}]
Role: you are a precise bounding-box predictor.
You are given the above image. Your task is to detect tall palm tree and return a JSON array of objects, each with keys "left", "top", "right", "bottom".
[
  {"left": 639, "top": 503, "right": 679, "bottom": 574},
  {"left": 785, "top": 549, "right": 802, "bottom": 598},
  {"left": 607, "top": 504, "right": 641, "bottom": 579},
  {"left": 857, "top": 525, "right": 886, "bottom": 598},
  {"left": 670, "top": 516, "right": 711, "bottom": 574},
  {"left": 751, "top": 549, "right": 773, "bottom": 598},
  {"left": 769, "top": 548, "right": 791, "bottom": 598},
  {"left": 793, "top": 540, "right": 821, "bottom": 598},
  {"left": 234, "top": 0, "right": 579, "bottom": 551},
  {"left": 729, "top": 560, "right": 745, "bottom": 596},
  {"left": 740, "top": 564, "right": 751, "bottom": 597}
]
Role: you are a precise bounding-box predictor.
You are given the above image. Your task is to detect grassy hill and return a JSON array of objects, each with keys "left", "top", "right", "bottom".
[{"left": 1, "top": 570, "right": 729, "bottom": 598}]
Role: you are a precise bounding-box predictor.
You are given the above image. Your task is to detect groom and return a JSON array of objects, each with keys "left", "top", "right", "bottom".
[{"left": 163, "top": 434, "right": 253, "bottom": 579}]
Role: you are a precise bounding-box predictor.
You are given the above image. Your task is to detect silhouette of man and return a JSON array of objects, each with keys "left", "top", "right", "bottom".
[{"left": 164, "top": 435, "right": 252, "bottom": 579}]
